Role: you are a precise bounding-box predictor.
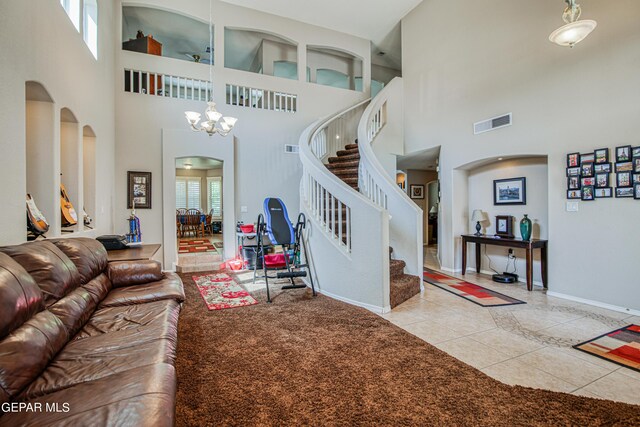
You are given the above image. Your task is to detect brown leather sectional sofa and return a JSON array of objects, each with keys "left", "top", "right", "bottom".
[{"left": 0, "top": 238, "right": 184, "bottom": 426}]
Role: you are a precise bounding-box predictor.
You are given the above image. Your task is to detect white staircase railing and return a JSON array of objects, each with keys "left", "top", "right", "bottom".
[
  {"left": 358, "top": 78, "right": 423, "bottom": 277},
  {"left": 299, "top": 101, "right": 392, "bottom": 313}
]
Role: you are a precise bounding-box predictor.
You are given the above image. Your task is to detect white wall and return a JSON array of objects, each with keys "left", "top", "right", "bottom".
[
  {"left": 115, "top": 0, "right": 371, "bottom": 265},
  {"left": 0, "top": 0, "right": 116, "bottom": 244},
  {"left": 402, "top": 0, "right": 640, "bottom": 311},
  {"left": 466, "top": 158, "right": 548, "bottom": 284}
]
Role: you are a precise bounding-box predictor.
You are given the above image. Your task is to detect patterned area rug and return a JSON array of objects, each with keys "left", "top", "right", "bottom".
[
  {"left": 193, "top": 273, "right": 258, "bottom": 310},
  {"left": 574, "top": 325, "right": 640, "bottom": 372},
  {"left": 423, "top": 268, "right": 526, "bottom": 307},
  {"left": 179, "top": 240, "right": 217, "bottom": 254}
]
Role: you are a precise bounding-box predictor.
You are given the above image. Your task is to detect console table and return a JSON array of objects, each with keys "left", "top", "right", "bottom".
[
  {"left": 107, "top": 244, "right": 161, "bottom": 262},
  {"left": 461, "top": 234, "right": 547, "bottom": 291}
]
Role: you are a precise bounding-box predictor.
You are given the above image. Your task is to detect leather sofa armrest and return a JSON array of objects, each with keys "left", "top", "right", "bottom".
[{"left": 107, "top": 260, "right": 163, "bottom": 288}]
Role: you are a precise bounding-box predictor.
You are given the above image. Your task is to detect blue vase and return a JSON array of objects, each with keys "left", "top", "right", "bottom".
[{"left": 520, "top": 214, "right": 532, "bottom": 241}]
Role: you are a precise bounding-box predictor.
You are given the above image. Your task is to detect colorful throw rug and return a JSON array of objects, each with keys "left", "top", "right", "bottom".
[
  {"left": 423, "top": 268, "right": 526, "bottom": 307},
  {"left": 179, "top": 240, "right": 217, "bottom": 254},
  {"left": 193, "top": 273, "right": 258, "bottom": 310},
  {"left": 574, "top": 325, "right": 640, "bottom": 372}
]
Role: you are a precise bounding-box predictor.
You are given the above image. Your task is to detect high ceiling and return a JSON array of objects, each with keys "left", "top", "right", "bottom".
[
  {"left": 176, "top": 157, "right": 223, "bottom": 170},
  {"left": 221, "top": 0, "right": 423, "bottom": 70}
]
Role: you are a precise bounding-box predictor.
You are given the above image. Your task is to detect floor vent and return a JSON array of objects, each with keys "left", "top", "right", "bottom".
[
  {"left": 284, "top": 144, "right": 299, "bottom": 154},
  {"left": 474, "top": 113, "right": 512, "bottom": 135}
]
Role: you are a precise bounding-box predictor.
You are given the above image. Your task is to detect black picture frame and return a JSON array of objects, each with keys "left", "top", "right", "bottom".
[
  {"left": 493, "top": 177, "right": 526, "bottom": 205},
  {"left": 581, "top": 163, "right": 594, "bottom": 177},
  {"left": 635, "top": 183, "right": 640, "bottom": 200},
  {"left": 594, "top": 148, "right": 609, "bottom": 164},
  {"left": 581, "top": 185, "right": 595, "bottom": 201},
  {"left": 616, "top": 145, "right": 632, "bottom": 162},
  {"left": 409, "top": 184, "right": 424, "bottom": 199},
  {"left": 632, "top": 147, "right": 640, "bottom": 158},
  {"left": 581, "top": 177, "right": 595, "bottom": 187},
  {"left": 567, "top": 152, "right": 581, "bottom": 167},
  {"left": 615, "top": 162, "right": 633, "bottom": 172},
  {"left": 634, "top": 174, "right": 640, "bottom": 184},
  {"left": 566, "top": 167, "right": 581, "bottom": 177},
  {"left": 634, "top": 158, "right": 640, "bottom": 173},
  {"left": 617, "top": 172, "right": 632, "bottom": 188},
  {"left": 616, "top": 187, "right": 634, "bottom": 198},
  {"left": 595, "top": 188, "right": 612, "bottom": 198},
  {"left": 594, "top": 163, "right": 612, "bottom": 173},
  {"left": 595, "top": 173, "right": 609, "bottom": 188},
  {"left": 495, "top": 215, "right": 514, "bottom": 238},
  {"left": 567, "top": 176, "right": 580, "bottom": 190},
  {"left": 127, "top": 171, "right": 152, "bottom": 209},
  {"left": 567, "top": 189, "right": 582, "bottom": 199},
  {"left": 581, "top": 153, "right": 595, "bottom": 164}
]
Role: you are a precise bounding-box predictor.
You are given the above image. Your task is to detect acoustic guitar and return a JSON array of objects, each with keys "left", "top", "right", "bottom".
[
  {"left": 26, "top": 194, "right": 49, "bottom": 235},
  {"left": 60, "top": 184, "right": 78, "bottom": 226}
]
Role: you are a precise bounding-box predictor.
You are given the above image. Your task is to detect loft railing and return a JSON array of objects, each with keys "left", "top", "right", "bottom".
[
  {"left": 226, "top": 84, "right": 297, "bottom": 113},
  {"left": 124, "top": 68, "right": 212, "bottom": 100}
]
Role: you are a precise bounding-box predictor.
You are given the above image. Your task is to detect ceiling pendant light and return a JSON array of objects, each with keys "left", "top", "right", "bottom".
[
  {"left": 185, "top": 0, "right": 237, "bottom": 136},
  {"left": 549, "top": 0, "right": 597, "bottom": 48}
]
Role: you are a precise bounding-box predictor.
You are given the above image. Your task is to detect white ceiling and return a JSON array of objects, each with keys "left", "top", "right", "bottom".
[
  {"left": 397, "top": 147, "right": 440, "bottom": 171},
  {"left": 176, "top": 157, "right": 224, "bottom": 170},
  {"left": 222, "top": 0, "right": 423, "bottom": 70}
]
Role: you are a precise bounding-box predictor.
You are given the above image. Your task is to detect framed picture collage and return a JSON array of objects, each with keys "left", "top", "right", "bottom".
[{"left": 566, "top": 146, "right": 640, "bottom": 200}]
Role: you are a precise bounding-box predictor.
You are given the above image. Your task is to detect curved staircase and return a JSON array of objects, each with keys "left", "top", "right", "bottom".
[{"left": 325, "top": 139, "right": 421, "bottom": 308}]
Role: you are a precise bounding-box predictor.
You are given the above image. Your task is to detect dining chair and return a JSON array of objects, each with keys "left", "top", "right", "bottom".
[{"left": 185, "top": 209, "right": 203, "bottom": 237}]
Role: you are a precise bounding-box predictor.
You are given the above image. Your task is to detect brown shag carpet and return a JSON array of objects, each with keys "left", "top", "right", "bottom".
[{"left": 175, "top": 272, "right": 640, "bottom": 426}]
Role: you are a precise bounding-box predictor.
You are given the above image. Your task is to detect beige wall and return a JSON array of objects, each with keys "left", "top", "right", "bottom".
[{"left": 403, "top": 0, "right": 640, "bottom": 312}]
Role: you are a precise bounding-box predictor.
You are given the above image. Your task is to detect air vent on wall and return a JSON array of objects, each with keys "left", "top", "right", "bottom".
[
  {"left": 284, "top": 144, "right": 299, "bottom": 154},
  {"left": 474, "top": 113, "right": 512, "bottom": 135}
]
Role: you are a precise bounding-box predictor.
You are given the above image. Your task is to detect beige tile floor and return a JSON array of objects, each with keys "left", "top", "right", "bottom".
[
  {"left": 176, "top": 235, "right": 223, "bottom": 273},
  {"left": 380, "top": 245, "right": 640, "bottom": 406}
]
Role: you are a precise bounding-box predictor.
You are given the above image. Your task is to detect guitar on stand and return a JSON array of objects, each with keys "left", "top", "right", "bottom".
[
  {"left": 60, "top": 184, "right": 78, "bottom": 229},
  {"left": 26, "top": 194, "right": 49, "bottom": 240}
]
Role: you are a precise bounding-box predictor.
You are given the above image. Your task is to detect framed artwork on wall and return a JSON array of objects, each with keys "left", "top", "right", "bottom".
[
  {"left": 567, "top": 189, "right": 582, "bottom": 199},
  {"left": 594, "top": 163, "right": 612, "bottom": 173},
  {"left": 594, "top": 148, "right": 609, "bottom": 164},
  {"left": 566, "top": 167, "right": 581, "bottom": 177},
  {"left": 581, "top": 153, "right": 595, "bottom": 164},
  {"left": 409, "top": 184, "right": 424, "bottom": 199},
  {"left": 595, "top": 188, "right": 612, "bottom": 198},
  {"left": 617, "top": 172, "right": 632, "bottom": 188},
  {"left": 595, "top": 173, "right": 609, "bottom": 188},
  {"left": 127, "top": 171, "right": 152, "bottom": 209},
  {"left": 581, "top": 163, "right": 595, "bottom": 177},
  {"left": 616, "top": 145, "right": 632, "bottom": 162},
  {"left": 493, "top": 177, "right": 526, "bottom": 205},
  {"left": 616, "top": 187, "right": 633, "bottom": 198},
  {"left": 567, "top": 152, "right": 580, "bottom": 167},
  {"left": 581, "top": 185, "right": 595, "bottom": 201},
  {"left": 632, "top": 147, "right": 640, "bottom": 158},
  {"left": 567, "top": 176, "right": 580, "bottom": 190}
]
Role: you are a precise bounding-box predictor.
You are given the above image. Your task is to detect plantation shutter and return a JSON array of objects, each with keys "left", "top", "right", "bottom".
[
  {"left": 187, "top": 179, "right": 201, "bottom": 210},
  {"left": 176, "top": 179, "right": 187, "bottom": 209},
  {"left": 207, "top": 177, "right": 222, "bottom": 218}
]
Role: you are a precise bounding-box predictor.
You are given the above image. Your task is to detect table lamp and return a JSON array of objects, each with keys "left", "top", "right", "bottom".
[{"left": 471, "top": 210, "right": 484, "bottom": 236}]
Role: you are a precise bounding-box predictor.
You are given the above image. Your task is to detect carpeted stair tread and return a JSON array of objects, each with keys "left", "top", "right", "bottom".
[
  {"left": 390, "top": 273, "right": 421, "bottom": 308},
  {"left": 345, "top": 143, "right": 358, "bottom": 150},
  {"left": 333, "top": 169, "right": 359, "bottom": 178},
  {"left": 327, "top": 160, "right": 360, "bottom": 171},
  {"left": 328, "top": 153, "right": 360, "bottom": 163},
  {"left": 340, "top": 177, "right": 359, "bottom": 186},
  {"left": 336, "top": 148, "right": 359, "bottom": 156}
]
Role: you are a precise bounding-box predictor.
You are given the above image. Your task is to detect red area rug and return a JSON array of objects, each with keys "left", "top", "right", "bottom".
[
  {"left": 179, "top": 240, "right": 217, "bottom": 254},
  {"left": 574, "top": 325, "right": 640, "bottom": 372},
  {"left": 192, "top": 272, "right": 258, "bottom": 310},
  {"left": 423, "top": 268, "right": 526, "bottom": 307}
]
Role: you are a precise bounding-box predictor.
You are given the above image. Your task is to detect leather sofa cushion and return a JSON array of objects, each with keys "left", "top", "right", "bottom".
[
  {"left": 0, "top": 241, "right": 81, "bottom": 307},
  {"left": 48, "top": 286, "right": 97, "bottom": 338},
  {"left": 100, "top": 272, "right": 185, "bottom": 307},
  {"left": 73, "top": 299, "right": 180, "bottom": 342},
  {"left": 0, "top": 311, "right": 67, "bottom": 403},
  {"left": 2, "top": 364, "right": 176, "bottom": 427},
  {"left": 107, "top": 260, "right": 163, "bottom": 288},
  {"left": 0, "top": 253, "right": 43, "bottom": 340},
  {"left": 52, "top": 238, "right": 108, "bottom": 284},
  {"left": 83, "top": 273, "right": 112, "bottom": 306}
]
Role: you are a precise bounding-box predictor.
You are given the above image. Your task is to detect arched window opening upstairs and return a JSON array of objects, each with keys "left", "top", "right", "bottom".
[
  {"left": 307, "top": 46, "right": 363, "bottom": 92},
  {"left": 225, "top": 28, "right": 298, "bottom": 79}
]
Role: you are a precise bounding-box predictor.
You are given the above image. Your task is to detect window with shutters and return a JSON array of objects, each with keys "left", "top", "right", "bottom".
[
  {"left": 207, "top": 177, "right": 223, "bottom": 219},
  {"left": 176, "top": 177, "right": 201, "bottom": 210}
]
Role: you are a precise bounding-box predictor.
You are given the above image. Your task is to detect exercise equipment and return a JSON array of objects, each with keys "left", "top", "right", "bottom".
[{"left": 254, "top": 198, "right": 316, "bottom": 303}]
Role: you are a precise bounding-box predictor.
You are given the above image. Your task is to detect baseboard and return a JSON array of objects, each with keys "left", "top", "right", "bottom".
[
  {"left": 473, "top": 268, "right": 544, "bottom": 288},
  {"left": 317, "top": 288, "right": 390, "bottom": 314},
  {"left": 547, "top": 291, "right": 640, "bottom": 317}
]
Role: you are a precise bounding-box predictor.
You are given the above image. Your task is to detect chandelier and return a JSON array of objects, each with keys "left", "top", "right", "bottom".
[
  {"left": 549, "top": 0, "right": 597, "bottom": 48},
  {"left": 185, "top": 0, "right": 237, "bottom": 136}
]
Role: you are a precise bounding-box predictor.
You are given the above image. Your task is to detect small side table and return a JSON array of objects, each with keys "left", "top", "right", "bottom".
[{"left": 107, "top": 243, "right": 161, "bottom": 262}]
